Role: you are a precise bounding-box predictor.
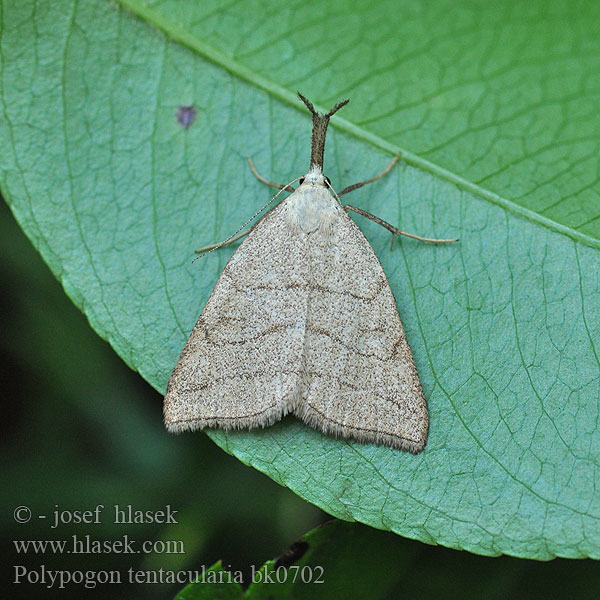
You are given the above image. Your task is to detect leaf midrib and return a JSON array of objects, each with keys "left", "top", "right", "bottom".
[{"left": 116, "top": 0, "right": 600, "bottom": 251}]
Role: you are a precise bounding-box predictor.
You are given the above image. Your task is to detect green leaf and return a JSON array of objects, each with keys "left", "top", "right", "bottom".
[
  {"left": 176, "top": 519, "right": 600, "bottom": 600},
  {"left": 177, "top": 520, "right": 406, "bottom": 600},
  {"left": 1, "top": 0, "right": 598, "bottom": 560}
]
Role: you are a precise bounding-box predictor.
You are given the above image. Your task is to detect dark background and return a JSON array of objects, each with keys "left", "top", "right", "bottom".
[{"left": 1, "top": 198, "right": 598, "bottom": 599}]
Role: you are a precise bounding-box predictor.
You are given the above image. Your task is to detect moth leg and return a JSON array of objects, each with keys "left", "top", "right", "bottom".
[
  {"left": 344, "top": 205, "right": 459, "bottom": 244},
  {"left": 338, "top": 154, "right": 400, "bottom": 196},
  {"left": 248, "top": 157, "right": 296, "bottom": 192}
]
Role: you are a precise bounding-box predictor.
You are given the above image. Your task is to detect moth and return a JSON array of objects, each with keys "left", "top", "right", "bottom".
[{"left": 164, "top": 94, "right": 456, "bottom": 453}]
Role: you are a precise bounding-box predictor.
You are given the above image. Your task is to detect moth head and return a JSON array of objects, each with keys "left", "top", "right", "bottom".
[{"left": 300, "top": 169, "right": 329, "bottom": 187}]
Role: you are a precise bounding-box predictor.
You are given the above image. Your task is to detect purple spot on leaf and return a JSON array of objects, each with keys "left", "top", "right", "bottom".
[{"left": 177, "top": 105, "right": 197, "bottom": 129}]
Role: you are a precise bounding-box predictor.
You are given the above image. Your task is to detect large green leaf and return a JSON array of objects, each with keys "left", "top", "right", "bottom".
[{"left": 1, "top": 0, "right": 598, "bottom": 560}]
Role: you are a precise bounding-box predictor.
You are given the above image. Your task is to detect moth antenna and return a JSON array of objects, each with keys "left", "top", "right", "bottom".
[
  {"left": 324, "top": 177, "right": 343, "bottom": 206},
  {"left": 193, "top": 176, "right": 301, "bottom": 261}
]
